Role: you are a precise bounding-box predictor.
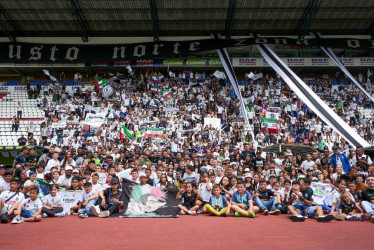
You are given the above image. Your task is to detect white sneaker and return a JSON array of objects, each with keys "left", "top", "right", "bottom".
[
  {"left": 42, "top": 213, "right": 48, "bottom": 218},
  {"left": 191, "top": 211, "right": 197, "bottom": 216},
  {"left": 56, "top": 212, "right": 65, "bottom": 217},
  {"left": 90, "top": 205, "right": 100, "bottom": 217},
  {"left": 11, "top": 216, "right": 22, "bottom": 224},
  {"left": 98, "top": 211, "right": 110, "bottom": 218},
  {"left": 180, "top": 210, "right": 186, "bottom": 215}
]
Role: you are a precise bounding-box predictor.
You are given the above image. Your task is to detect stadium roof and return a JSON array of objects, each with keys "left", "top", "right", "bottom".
[{"left": 1, "top": 0, "right": 374, "bottom": 42}]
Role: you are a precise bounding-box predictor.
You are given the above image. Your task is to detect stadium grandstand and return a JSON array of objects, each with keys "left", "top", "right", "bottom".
[{"left": 1, "top": 0, "right": 374, "bottom": 249}]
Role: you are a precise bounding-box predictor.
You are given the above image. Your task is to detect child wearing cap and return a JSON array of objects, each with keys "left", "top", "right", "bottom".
[
  {"left": 11, "top": 186, "right": 42, "bottom": 224},
  {"left": 0, "top": 178, "right": 25, "bottom": 223},
  {"left": 91, "top": 177, "right": 123, "bottom": 218}
]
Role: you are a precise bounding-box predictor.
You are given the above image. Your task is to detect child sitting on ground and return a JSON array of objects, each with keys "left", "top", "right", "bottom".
[
  {"left": 230, "top": 180, "right": 258, "bottom": 217},
  {"left": 203, "top": 184, "right": 230, "bottom": 216},
  {"left": 11, "top": 186, "right": 42, "bottom": 224},
  {"left": 338, "top": 191, "right": 365, "bottom": 221},
  {"left": 0, "top": 177, "right": 25, "bottom": 223},
  {"left": 78, "top": 182, "right": 98, "bottom": 218},
  {"left": 42, "top": 184, "right": 65, "bottom": 218},
  {"left": 177, "top": 182, "right": 202, "bottom": 215}
]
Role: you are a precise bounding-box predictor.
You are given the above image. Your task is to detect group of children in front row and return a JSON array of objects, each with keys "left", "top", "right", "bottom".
[
  {"left": 1, "top": 174, "right": 373, "bottom": 223},
  {"left": 0, "top": 174, "right": 123, "bottom": 223}
]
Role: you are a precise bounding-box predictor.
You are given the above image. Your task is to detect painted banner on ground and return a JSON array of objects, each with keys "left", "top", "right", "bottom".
[
  {"left": 261, "top": 118, "right": 278, "bottom": 133},
  {"left": 204, "top": 118, "right": 222, "bottom": 130},
  {"left": 119, "top": 179, "right": 179, "bottom": 218},
  {"left": 144, "top": 128, "right": 165, "bottom": 138},
  {"left": 0, "top": 37, "right": 370, "bottom": 63},
  {"left": 84, "top": 113, "right": 106, "bottom": 127},
  {"left": 60, "top": 190, "right": 82, "bottom": 214}
]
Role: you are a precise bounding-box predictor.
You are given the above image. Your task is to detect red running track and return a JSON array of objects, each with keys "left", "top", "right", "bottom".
[{"left": 1, "top": 214, "right": 373, "bottom": 250}]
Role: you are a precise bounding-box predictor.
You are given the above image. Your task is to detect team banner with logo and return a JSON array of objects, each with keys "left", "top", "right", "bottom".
[
  {"left": 118, "top": 179, "right": 179, "bottom": 218},
  {"left": 310, "top": 182, "right": 337, "bottom": 206},
  {"left": 60, "top": 190, "right": 82, "bottom": 214},
  {"left": 0, "top": 37, "right": 371, "bottom": 63}
]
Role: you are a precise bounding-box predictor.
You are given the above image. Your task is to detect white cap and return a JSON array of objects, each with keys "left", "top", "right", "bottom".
[
  {"left": 244, "top": 168, "right": 250, "bottom": 172},
  {"left": 65, "top": 166, "right": 73, "bottom": 171},
  {"left": 72, "top": 169, "right": 79, "bottom": 173},
  {"left": 244, "top": 173, "right": 253, "bottom": 179}
]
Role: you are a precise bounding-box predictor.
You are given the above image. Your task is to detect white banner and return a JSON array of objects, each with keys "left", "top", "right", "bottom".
[
  {"left": 310, "top": 182, "right": 338, "bottom": 206},
  {"left": 204, "top": 118, "right": 221, "bottom": 130},
  {"left": 60, "top": 190, "right": 82, "bottom": 214},
  {"left": 98, "top": 173, "right": 107, "bottom": 185},
  {"left": 52, "top": 121, "right": 67, "bottom": 129},
  {"left": 265, "top": 112, "right": 280, "bottom": 119},
  {"left": 84, "top": 113, "right": 106, "bottom": 127}
]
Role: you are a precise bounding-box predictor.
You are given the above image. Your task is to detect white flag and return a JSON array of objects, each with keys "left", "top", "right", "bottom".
[
  {"left": 247, "top": 72, "right": 254, "bottom": 79},
  {"left": 251, "top": 73, "right": 263, "bottom": 81},
  {"left": 43, "top": 69, "right": 57, "bottom": 82},
  {"left": 213, "top": 70, "right": 226, "bottom": 79},
  {"left": 169, "top": 71, "right": 175, "bottom": 77},
  {"left": 126, "top": 65, "right": 133, "bottom": 75}
]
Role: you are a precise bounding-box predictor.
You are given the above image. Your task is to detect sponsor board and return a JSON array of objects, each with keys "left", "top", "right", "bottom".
[{"left": 232, "top": 57, "right": 374, "bottom": 67}]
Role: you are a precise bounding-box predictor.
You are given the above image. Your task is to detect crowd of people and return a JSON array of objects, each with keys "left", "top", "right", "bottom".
[{"left": 1, "top": 69, "right": 374, "bottom": 224}]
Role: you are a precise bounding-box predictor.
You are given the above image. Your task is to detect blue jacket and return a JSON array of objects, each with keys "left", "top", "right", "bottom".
[{"left": 330, "top": 153, "right": 351, "bottom": 173}]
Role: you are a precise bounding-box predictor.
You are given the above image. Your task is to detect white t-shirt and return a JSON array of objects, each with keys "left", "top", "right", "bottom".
[
  {"left": 183, "top": 172, "right": 199, "bottom": 183},
  {"left": 301, "top": 160, "right": 315, "bottom": 171},
  {"left": 57, "top": 175, "right": 72, "bottom": 187},
  {"left": 42, "top": 194, "right": 63, "bottom": 206},
  {"left": 22, "top": 198, "right": 43, "bottom": 214},
  {"left": 0, "top": 180, "right": 10, "bottom": 192},
  {"left": 198, "top": 182, "right": 212, "bottom": 202},
  {"left": 24, "top": 180, "right": 35, "bottom": 195},
  {"left": 45, "top": 159, "right": 61, "bottom": 173},
  {"left": 92, "top": 183, "right": 103, "bottom": 193},
  {"left": 0, "top": 190, "right": 25, "bottom": 205},
  {"left": 117, "top": 168, "right": 133, "bottom": 181},
  {"left": 80, "top": 190, "right": 97, "bottom": 202}
]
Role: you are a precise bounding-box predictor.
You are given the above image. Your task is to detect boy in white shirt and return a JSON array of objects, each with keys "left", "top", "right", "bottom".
[
  {"left": 0, "top": 178, "right": 25, "bottom": 223},
  {"left": 91, "top": 173, "right": 103, "bottom": 194},
  {"left": 23, "top": 172, "right": 37, "bottom": 196},
  {"left": 11, "top": 186, "right": 42, "bottom": 224},
  {"left": 45, "top": 152, "right": 61, "bottom": 173},
  {"left": 78, "top": 182, "right": 99, "bottom": 218}
]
